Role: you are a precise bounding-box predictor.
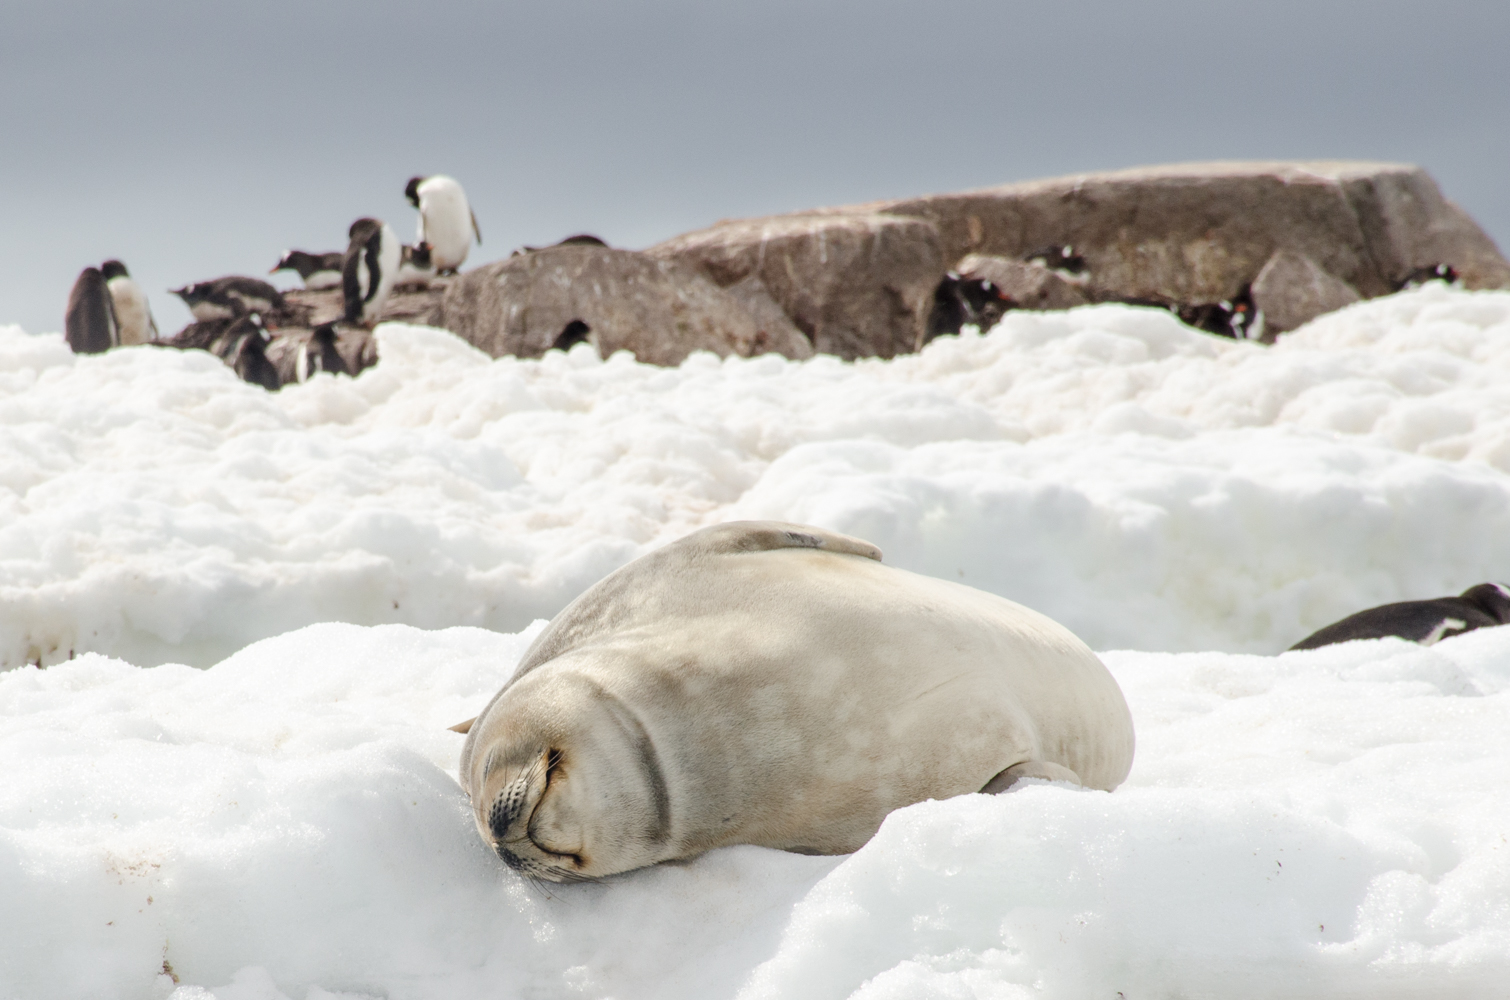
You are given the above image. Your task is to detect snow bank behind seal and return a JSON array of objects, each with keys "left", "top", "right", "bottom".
[{"left": 5, "top": 285, "right": 1510, "bottom": 667}]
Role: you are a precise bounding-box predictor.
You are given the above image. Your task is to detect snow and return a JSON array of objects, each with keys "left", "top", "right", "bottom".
[
  {"left": 2, "top": 623, "right": 1507, "bottom": 999},
  {"left": 4, "top": 285, "right": 1510, "bottom": 998},
  {"left": 6, "top": 285, "right": 1510, "bottom": 670}
]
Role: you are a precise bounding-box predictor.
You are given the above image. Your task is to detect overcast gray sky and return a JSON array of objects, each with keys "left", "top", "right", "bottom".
[{"left": 3, "top": 0, "right": 1506, "bottom": 338}]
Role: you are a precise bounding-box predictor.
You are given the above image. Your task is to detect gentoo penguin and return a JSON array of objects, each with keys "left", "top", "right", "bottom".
[
  {"left": 223, "top": 313, "right": 281, "bottom": 391},
  {"left": 404, "top": 175, "right": 481, "bottom": 274},
  {"left": 1023, "top": 245, "right": 1088, "bottom": 275},
  {"left": 99, "top": 260, "right": 159, "bottom": 345},
  {"left": 271, "top": 250, "right": 345, "bottom": 290},
  {"left": 342, "top": 217, "right": 402, "bottom": 325},
  {"left": 394, "top": 242, "right": 436, "bottom": 288},
  {"left": 1177, "top": 286, "right": 1264, "bottom": 341},
  {"left": 295, "top": 322, "right": 352, "bottom": 381},
  {"left": 172, "top": 276, "right": 286, "bottom": 321},
  {"left": 64, "top": 266, "right": 118, "bottom": 354},
  {"left": 1397, "top": 263, "right": 1460, "bottom": 290},
  {"left": 923, "top": 271, "right": 1015, "bottom": 345},
  {"left": 1290, "top": 583, "right": 1510, "bottom": 651}
]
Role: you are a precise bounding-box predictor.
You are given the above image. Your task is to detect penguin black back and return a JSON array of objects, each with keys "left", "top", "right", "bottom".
[
  {"left": 343, "top": 217, "right": 386, "bottom": 323},
  {"left": 1290, "top": 583, "right": 1510, "bottom": 651},
  {"left": 228, "top": 317, "right": 281, "bottom": 391},
  {"left": 298, "top": 322, "right": 351, "bottom": 381},
  {"left": 65, "top": 266, "right": 118, "bottom": 354}
]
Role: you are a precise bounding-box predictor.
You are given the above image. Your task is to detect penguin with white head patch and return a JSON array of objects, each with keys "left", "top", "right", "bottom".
[
  {"left": 395, "top": 242, "right": 437, "bottom": 288},
  {"left": 404, "top": 175, "right": 481, "bottom": 274},
  {"left": 271, "top": 250, "right": 344, "bottom": 290},
  {"left": 100, "top": 260, "right": 159, "bottom": 345},
  {"left": 65, "top": 266, "right": 118, "bottom": 354},
  {"left": 342, "top": 217, "right": 402, "bottom": 326},
  {"left": 172, "top": 276, "right": 286, "bottom": 321}
]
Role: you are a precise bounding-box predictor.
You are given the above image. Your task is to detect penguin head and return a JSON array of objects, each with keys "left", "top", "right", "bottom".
[
  {"left": 100, "top": 260, "right": 130, "bottom": 281},
  {"left": 272, "top": 250, "right": 313, "bottom": 276},
  {"left": 312, "top": 321, "right": 340, "bottom": 345},
  {"left": 348, "top": 217, "right": 385, "bottom": 243},
  {"left": 404, "top": 176, "right": 424, "bottom": 208},
  {"left": 171, "top": 282, "right": 208, "bottom": 305},
  {"left": 404, "top": 242, "right": 433, "bottom": 268}
]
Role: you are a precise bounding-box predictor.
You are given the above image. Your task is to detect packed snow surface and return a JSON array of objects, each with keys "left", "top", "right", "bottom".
[
  {"left": 2, "top": 622, "right": 1508, "bottom": 999},
  {"left": 6, "top": 286, "right": 1510, "bottom": 669},
  {"left": 5, "top": 287, "right": 1510, "bottom": 998}
]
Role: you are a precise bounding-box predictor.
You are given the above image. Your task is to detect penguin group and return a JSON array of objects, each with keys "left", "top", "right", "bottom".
[{"left": 65, "top": 175, "right": 481, "bottom": 392}]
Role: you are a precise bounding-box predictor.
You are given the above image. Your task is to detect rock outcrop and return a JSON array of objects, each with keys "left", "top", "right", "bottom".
[
  {"left": 439, "top": 244, "right": 813, "bottom": 365},
  {"left": 1250, "top": 250, "right": 1362, "bottom": 335},
  {"left": 853, "top": 160, "right": 1510, "bottom": 303},
  {"left": 647, "top": 213, "right": 944, "bottom": 359}
]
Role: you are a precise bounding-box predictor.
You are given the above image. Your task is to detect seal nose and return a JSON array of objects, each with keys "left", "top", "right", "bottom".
[{"left": 488, "top": 796, "right": 513, "bottom": 842}]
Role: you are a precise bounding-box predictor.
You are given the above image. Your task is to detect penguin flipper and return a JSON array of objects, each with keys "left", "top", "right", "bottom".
[{"left": 471, "top": 210, "right": 482, "bottom": 245}]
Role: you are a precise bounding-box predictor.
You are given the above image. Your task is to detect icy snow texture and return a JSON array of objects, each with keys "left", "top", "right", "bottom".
[
  {"left": 1, "top": 622, "right": 1507, "bottom": 999},
  {"left": 6, "top": 284, "right": 1510, "bottom": 669}
]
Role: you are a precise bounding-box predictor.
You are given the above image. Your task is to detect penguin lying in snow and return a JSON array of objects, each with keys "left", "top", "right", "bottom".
[
  {"left": 342, "top": 217, "right": 401, "bottom": 326},
  {"left": 295, "top": 322, "right": 352, "bottom": 382},
  {"left": 1290, "top": 583, "right": 1510, "bottom": 651},
  {"left": 1396, "top": 263, "right": 1460, "bottom": 290},
  {"left": 172, "top": 276, "right": 286, "bottom": 321},
  {"left": 226, "top": 315, "right": 281, "bottom": 391},
  {"left": 404, "top": 175, "right": 481, "bottom": 274},
  {"left": 1176, "top": 286, "right": 1264, "bottom": 341},
  {"left": 271, "top": 250, "right": 344, "bottom": 290},
  {"left": 100, "top": 261, "right": 159, "bottom": 344},
  {"left": 923, "top": 271, "right": 1016, "bottom": 344},
  {"left": 65, "top": 266, "right": 118, "bottom": 354}
]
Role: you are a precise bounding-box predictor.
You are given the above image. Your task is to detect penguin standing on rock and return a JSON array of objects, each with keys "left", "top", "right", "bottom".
[
  {"left": 404, "top": 175, "right": 481, "bottom": 274},
  {"left": 64, "top": 266, "right": 118, "bottom": 354},
  {"left": 395, "top": 242, "right": 436, "bottom": 288},
  {"left": 100, "top": 260, "right": 159, "bottom": 344},
  {"left": 271, "top": 250, "right": 345, "bottom": 290},
  {"left": 342, "top": 217, "right": 401, "bottom": 326},
  {"left": 172, "top": 276, "right": 286, "bottom": 321},
  {"left": 295, "top": 322, "right": 352, "bottom": 382}
]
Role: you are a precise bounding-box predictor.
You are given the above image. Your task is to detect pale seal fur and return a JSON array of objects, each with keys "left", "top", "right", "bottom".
[{"left": 458, "top": 521, "right": 1135, "bottom": 881}]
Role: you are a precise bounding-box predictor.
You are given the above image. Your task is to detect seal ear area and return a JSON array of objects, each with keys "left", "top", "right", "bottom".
[
  {"left": 981, "top": 760, "right": 1082, "bottom": 794},
  {"left": 690, "top": 521, "right": 882, "bottom": 562}
]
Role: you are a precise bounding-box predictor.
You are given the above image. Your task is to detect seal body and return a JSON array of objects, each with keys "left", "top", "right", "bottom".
[
  {"left": 1290, "top": 582, "right": 1510, "bottom": 651},
  {"left": 460, "top": 521, "right": 1135, "bottom": 881}
]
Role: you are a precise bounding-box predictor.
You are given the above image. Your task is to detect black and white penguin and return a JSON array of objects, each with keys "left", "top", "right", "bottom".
[
  {"left": 1023, "top": 245, "right": 1088, "bottom": 275},
  {"left": 394, "top": 242, "right": 436, "bottom": 288},
  {"left": 271, "top": 250, "right": 345, "bottom": 290},
  {"left": 342, "top": 217, "right": 402, "bottom": 326},
  {"left": 222, "top": 313, "right": 280, "bottom": 391},
  {"left": 1397, "top": 263, "right": 1460, "bottom": 290},
  {"left": 65, "top": 266, "right": 118, "bottom": 354},
  {"left": 99, "top": 260, "right": 159, "bottom": 345},
  {"left": 404, "top": 175, "right": 481, "bottom": 274},
  {"left": 1290, "top": 583, "right": 1510, "bottom": 651},
  {"left": 295, "top": 322, "right": 352, "bottom": 382},
  {"left": 172, "top": 276, "right": 287, "bottom": 321},
  {"left": 1177, "top": 286, "right": 1265, "bottom": 341},
  {"left": 923, "top": 271, "right": 1016, "bottom": 345}
]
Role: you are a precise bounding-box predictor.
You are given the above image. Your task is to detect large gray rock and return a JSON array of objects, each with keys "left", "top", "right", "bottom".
[
  {"left": 850, "top": 161, "right": 1510, "bottom": 304},
  {"left": 439, "top": 245, "right": 813, "bottom": 365},
  {"left": 1250, "top": 250, "right": 1362, "bottom": 335},
  {"left": 647, "top": 212, "right": 945, "bottom": 359}
]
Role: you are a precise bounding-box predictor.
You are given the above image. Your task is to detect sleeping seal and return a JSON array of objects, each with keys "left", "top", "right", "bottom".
[{"left": 458, "top": 521, "right": 1135, "bottom": 881}]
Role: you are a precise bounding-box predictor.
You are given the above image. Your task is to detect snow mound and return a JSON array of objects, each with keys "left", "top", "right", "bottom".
[
  {"left": 1, "top": 621, "right": 1506, "bottom": 999},
  {"left": 6, "top": 285, "right": 1510, "bottom": 668}
]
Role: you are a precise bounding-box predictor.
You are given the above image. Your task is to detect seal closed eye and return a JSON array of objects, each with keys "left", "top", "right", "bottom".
[{"left": 458, "top": 520, "right": 1134, "bottom": 881}]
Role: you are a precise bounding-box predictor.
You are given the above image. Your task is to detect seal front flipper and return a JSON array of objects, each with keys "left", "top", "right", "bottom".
[
  {"left": 694, "top": 520, "right": 882, "bottom": 562},
  {"left": 981, "top": 761, "right": 1082, "bottom": 794}
]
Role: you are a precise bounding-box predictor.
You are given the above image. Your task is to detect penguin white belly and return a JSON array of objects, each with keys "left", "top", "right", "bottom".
[
  {"left": 304, "top": 270, "right": 342, "bottom": 290},
  {"left": 362, "top": 223, "right": 402, "bottom": 323},
  {"left": 417, "top": 178, "right": 474, "bottom": 271},
  {"left": 106, "top": 277, "right": 157, "bottom": 345}
]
